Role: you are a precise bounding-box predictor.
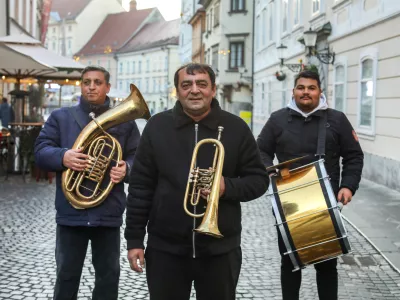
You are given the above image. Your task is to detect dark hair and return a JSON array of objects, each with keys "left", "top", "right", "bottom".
[
  {"left": 80, "top": 65, "right": 110, "bottom": 84},
  {"left": 294, "top": 70, "right": 321, "bottom": 89},
  {"left": 2, "top": 97, "right": 7, "bottom": 103},
  {"left": 174, "top": 63, "right": 216, "bottom": 90}
]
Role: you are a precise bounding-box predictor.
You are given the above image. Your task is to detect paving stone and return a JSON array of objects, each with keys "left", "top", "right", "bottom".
[{"left": 0, "top": 176, "right": 400, "bottom": 299}]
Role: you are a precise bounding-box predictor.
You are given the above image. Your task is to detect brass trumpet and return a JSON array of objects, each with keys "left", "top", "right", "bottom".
[{"left": 183, "top": 126, "right": 225, "bottom": 238}]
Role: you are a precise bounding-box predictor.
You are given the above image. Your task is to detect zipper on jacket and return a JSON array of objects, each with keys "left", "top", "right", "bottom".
[{"left": 192, "top": 123, "right": 199, "bottom": 258}]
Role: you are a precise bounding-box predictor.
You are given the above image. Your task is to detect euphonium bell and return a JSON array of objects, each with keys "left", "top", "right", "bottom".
[
  {"left": 61, "top": 83, "right": 150, "bottom": 209},
  {"left": 183, "top": 126, "right": 225, "bottom": 238}
]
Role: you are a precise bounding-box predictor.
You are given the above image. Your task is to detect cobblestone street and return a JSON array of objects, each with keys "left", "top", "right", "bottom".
[{"left": 1, "top": 177, "right": 400, "bottom": 300}]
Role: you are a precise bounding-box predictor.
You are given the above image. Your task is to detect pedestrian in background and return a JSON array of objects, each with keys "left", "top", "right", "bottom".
[
  {"left": 125, "top": 63, "right": 269, "bottom": 300},
  {"left": 0, "top": 97, "right": 15, "bottom": 128},
  {"left": 257, "top": 70, "right": 364, "bottom": 300},
  {"left": 34, "top": 66, "right": 140, "bottom": 300}
]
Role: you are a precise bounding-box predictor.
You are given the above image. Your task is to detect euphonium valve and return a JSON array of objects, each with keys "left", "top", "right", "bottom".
[{"left": 183, "top": 126, "right": 225, "bottom": 238}]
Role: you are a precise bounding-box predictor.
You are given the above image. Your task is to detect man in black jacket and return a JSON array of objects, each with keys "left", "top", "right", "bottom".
[
  {"left": 125, "top": 63, "right": 269, "bottom": 300},
  {"left": 257, "top": 70, "right": 364, "bottom": 300}
]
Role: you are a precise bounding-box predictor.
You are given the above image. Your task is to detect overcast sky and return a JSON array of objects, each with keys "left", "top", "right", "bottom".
[{"left": 123, "top": 0, "right": 181, "bottom": 21}]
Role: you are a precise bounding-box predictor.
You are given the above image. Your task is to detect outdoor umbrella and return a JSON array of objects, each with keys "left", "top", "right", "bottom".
[{"left": 0, "top": 33, "right": 85, "bottom": 82}]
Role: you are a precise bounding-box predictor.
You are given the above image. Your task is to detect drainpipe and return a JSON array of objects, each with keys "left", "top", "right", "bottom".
[
  {"left": 250, "top": 0, "right": 255, "bottom": 133},
  {"left": 6, "top": 0, "right": 10, "bottom": 35}
]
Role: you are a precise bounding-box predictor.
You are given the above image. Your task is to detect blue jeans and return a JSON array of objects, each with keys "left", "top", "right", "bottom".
[{"left": 53, "top": 225, "right": 120, "bottom": 300}]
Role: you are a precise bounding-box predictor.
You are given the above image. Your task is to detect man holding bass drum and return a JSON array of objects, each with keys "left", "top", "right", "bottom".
[{"left": 257, "top": 70, "right": 364, "bottom": 300}]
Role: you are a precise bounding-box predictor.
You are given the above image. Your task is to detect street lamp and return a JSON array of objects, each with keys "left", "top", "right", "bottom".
[
  {"left": 238, "top": 66, "right": 252, "bottom": 82},
  {"left": 303, "top": 27, "right": 335, "bottom": 64},
  {"left": 276, "top": 43, "right": 303, "bottom": 73}
]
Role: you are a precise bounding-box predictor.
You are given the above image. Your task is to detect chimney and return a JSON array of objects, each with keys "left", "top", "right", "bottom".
[{"left": 130, "top": 0, "right": 137, "bottom": 11}]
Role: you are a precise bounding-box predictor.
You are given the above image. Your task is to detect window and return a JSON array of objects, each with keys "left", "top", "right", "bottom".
[
  {"left": 267, "top": 81, "right": 272, "bottom": 114},
  {"left": 231, "top": 0, "right": 245, "bottom": 11},
  {"left": 359, "top": 59, "right": 374, "bottom": 128},
  {"left": 132, "top": 61, "right": 136, "bottom": 74},
  {"left": 164, "top": 56, "right": 168, "bottom": 71},
  {"left": 126, "top": 62, "right": 130, "bottom": 74},
  {"left": 52, "top": 27, "right": 56, "bottom": 33},
  {"left": 97, "top": 60, "right": 101, "bottom": 66},
  {"left": 212, "top": 45, "right": 219, "bottom": 71},
  {"left": 282, "top": 0, "right": 288, "bottom": 33},
  {"left": 68, "top": 25, "right": 72, "bottom": 32},
  {"left": 214, "top": 3, "right": 220, "bottom": 26},
  {"left": 146, "top": 59, "right": 150, "bottom": 73},
  {"left": 229, "top": 42, "right": 244, "bottom": 69},
  {"left": 269, "top": 6, "right": 274, "bottom": 41},
  {"left": 119, "top": 62, "right": 123, "bottom": 74},
  {"left": 52, "top": 41, "right": 56, "bottom": 51},
  {"left": 334, "top": 65, "right": 345, "bottom": 112},
  {"left": 262, "top": 9, "right": 267, "bottom": 45},
  {"left": 261, "top": 83, "right": 265, "bottom": 114},
  {"left": 145, "top": 78, "right": 149, "bottom": 92},
  {"left": 107, "top": 60, "right": 111, "bottom": 71},
  {"left": 138, "top": 61, "right": 142, "bottom": 73},
  {"left": 293, "top": 0, "right": 301, "bottom": 25},
  {"left": 282, "top": 80, "right": 287, "bottom": 108},
  {"left": 312, "top": 0, "right": 320, "bottom": 14},
  {"left": 119, "top": 81, "right": 123, "bottom": 90},
  {"left": 153, "top": 78, "right": 157, "bottom": 93},
  {"left": 255, "top": 16, "right": 260, "bottom": 50}
]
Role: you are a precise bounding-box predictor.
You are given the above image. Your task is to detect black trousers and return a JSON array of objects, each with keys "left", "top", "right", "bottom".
[
  {"left": 145, "top": 247, "right": 242, "bottom": 300},
  {"left": 278, "top": 230, "right": 338, "bottom": 300},
  {"left": 53, "top": 225, "right": 120, "bottom": 300}
]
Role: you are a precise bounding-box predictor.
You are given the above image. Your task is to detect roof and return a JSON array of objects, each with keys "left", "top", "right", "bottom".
[
  {"left": 119, "top": 19, "right": 180, "bottom": 53},
  {"left": 76, "top": 8, "right": 155, "bottom": 56},
  {"left": 50, "top": 0, "right": 92, "bottom": 20}
]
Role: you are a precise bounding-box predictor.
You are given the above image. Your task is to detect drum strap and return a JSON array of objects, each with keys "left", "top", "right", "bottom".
[{"left": 316, "top": 111, "right": 327, "bottom": 158}]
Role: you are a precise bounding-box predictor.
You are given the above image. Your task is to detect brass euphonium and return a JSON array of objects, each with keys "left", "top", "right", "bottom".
[
  {"left": 183, "top": 126, "right": 225, "bottom": 238},
  {"left": 61, "top": 83, "right": 150, "bottom": 209}
]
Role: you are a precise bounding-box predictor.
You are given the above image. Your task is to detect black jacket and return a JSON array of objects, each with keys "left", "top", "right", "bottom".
[
  {"left": 125, "top": 99, "right": 269, "bottom": 257},
  {"left": 257, "top": 108, "right": 363, "bottom": 195}
]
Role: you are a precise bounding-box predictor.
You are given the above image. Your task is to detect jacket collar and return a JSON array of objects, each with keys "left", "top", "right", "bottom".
[
  {"left": 79, "top": 96, "right": 111, "bottom": 116},
  {"left": 288, "top": 107, "right": 325, "bottom": 118},
  {"left": 172, "top": 98, "right": 221, "bottom": 130}
]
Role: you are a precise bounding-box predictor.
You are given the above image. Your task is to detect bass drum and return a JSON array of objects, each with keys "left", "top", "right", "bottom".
[{"left": 269, "top": 159, "right": 351, "bottom": 271}]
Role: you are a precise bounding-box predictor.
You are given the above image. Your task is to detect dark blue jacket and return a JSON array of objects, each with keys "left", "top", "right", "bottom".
[
  {"left": 0, "top": 102, "right": 15, "bottom": 128},
  {"left": 34, "top": 97, "right": 140, "bottom": 227}
]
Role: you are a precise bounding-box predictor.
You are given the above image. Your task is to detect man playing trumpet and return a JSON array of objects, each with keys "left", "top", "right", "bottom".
[{"left": 125, "top": 63, "right": 269, "bottom": 300}]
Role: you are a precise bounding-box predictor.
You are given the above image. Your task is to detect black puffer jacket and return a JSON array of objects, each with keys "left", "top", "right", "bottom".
[
  {"left": 257, "top": 108, "right": 364, "bottom": 195},
  {"left": 125, "top": 99, "right": 269, "bottom": 257}
]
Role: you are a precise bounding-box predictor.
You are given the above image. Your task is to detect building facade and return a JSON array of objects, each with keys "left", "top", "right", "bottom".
[
  {"left": 200, "top": 0, "right": 254, "bottom": 126},
  {"left": 253, "top": 0, "right": 400, "bottom": 190},
  {"left": 45, "top": 0, "right": 124, "bottom": 57},
  {"left": 76, "top": 6, "right": 163, "bottom": 87},
  {"left": 189, "top": 8, "right": 206, "bottom": 63},
  {"left": 116, "top": 19, "right": 180, "bottom": 115},
  {"left": 179, "top": 0, "right": 203, "bottom": 64}
]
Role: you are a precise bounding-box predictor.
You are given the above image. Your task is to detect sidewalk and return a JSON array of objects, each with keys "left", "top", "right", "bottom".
[
  {"left": 343, "top": 178, "right": 400, "bottom": 272},
  {"left": 0, "top": 175, "right": 399, "bottom": 299}
]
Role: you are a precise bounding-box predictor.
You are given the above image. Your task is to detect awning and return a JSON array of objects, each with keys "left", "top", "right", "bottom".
[{"left": 0, "top": 33, "right": 85, "bottom": 81}]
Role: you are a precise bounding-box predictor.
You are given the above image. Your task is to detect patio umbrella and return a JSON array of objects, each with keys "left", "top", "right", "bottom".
[{"left": 0, "top": 33, "right": 85, "bottom": 82}]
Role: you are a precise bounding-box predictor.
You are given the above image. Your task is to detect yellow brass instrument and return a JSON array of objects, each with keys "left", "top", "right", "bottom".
[
  {"left": 183, "top": 126, "right": 225, "bottom": 238},
  {"left": 61, "top": 83, "right": 150, "bottom": 209}
]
